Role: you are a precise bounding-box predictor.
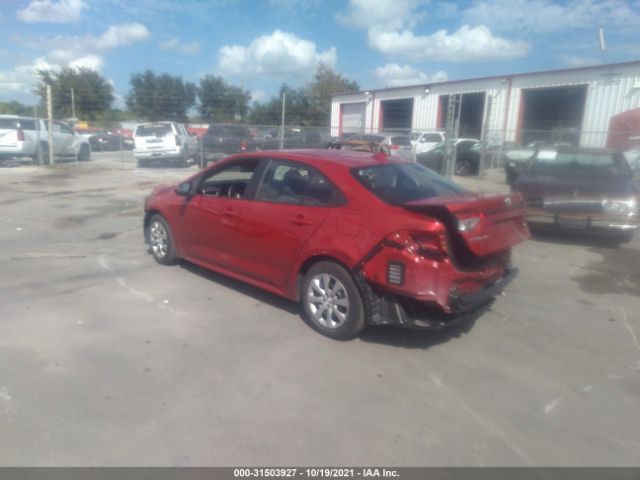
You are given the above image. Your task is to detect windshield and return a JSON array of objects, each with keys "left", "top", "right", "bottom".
[
  {"left": 136, "top": 124, "right": 172, "bottom": 137},
  {"left": 530, "top": 150, "right": 629, "bottom": 177},
  {"left": 353, "top": 163, "right": 466, "bottom": 205}
]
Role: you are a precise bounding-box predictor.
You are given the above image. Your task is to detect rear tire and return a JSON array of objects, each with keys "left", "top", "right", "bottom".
[
  {"left": 32, "top": 142, "right": 49, "bottom": 165},
  {"left": 78, "top": 144, "right": 91, "bottom": 161},
  {"left": 455, "top": 158, "right": 473, "bottom": 176},
  {"left": 301, "top": 261, "right": 366, "bottom": 340},
  {"left": 146, "top": 214, "right": 178, "bottom": 265}
]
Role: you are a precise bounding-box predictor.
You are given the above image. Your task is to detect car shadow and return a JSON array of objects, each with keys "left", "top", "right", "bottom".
[
  {"left": 180, "top": 259, "right": 488, "bottom": 348},
  {"left": 530, "top": 228, "right": 623, "bottom": 249},
  {"left": 179, "top": 261, "right": 299, "bottom": 315}
]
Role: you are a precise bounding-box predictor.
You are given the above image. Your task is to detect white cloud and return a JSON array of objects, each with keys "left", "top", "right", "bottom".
[
  {"left": 337, "top": 0, "right": 428, "bottom": 30},
  {"left": 217, "top": 30, "right": 336, "bottom": 78},
  {"left": 251, "top": 89, "right": 267, "bottom": 103},
  {"left": 0, "top": 57, "right": 56, "bottom": 93},
  {"left": 68, "top": 55, "right": 104, "bottom": 71},
  {"left": 16, "top": 0, "right": 87, "bottom": 23},
  {"left": 375, "top": 63, "right": 447, "bottom": 87},
  {"left": 463, "top": 0, "right": 640, "bottom": 34},
  {"left": 368, "top": 25, "right": 529, "bottom": 61},
  {"left": 95, "top": 23, "right": 149, "bottom": 49},
  {"left": 160, "top": 38, "right": 202, "bottom": 55}
]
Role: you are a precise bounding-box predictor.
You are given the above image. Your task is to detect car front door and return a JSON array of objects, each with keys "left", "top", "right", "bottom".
[
  {"left": 177, "top": 159, "right": 263, "bottom": 269},
  {"left": 52, "top": 121, "right": 76, "bottom": 155}
]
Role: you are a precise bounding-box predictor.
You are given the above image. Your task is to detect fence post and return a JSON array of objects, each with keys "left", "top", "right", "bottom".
[{"left": 46, "top": 85, "right": 54, "bottom": 166}]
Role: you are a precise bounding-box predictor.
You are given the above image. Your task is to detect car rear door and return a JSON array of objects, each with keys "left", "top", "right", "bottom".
[
  {"left": 229, "top": 159, "right": 337, "bottom": 288},
  {"left": 52, "top": 121, "right": 75, "bottom": 155}
]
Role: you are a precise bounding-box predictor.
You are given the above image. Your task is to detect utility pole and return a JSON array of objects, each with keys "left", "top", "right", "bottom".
[
  {"left": 279, "top": 92, "right": 286, "bottom": 150},
  {"left": 444, "top": 94, "right": 461, "bottom": 178},
  {"left": 71, "top": 88, "right": 76, "bottom": 119},
  {"left": 46, "top": 84, "right": 54, "bottom": 165},
  {"left": 598, "top": 27, "right": 607, "bottom": 65}
]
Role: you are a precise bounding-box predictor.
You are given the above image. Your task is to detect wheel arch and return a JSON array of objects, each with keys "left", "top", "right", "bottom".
[{"left": 292, "top": 254, "right": 355, "bottom": 302}]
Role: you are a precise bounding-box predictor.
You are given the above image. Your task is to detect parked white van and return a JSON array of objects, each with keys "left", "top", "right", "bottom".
[{"left": 133, "top": 122, "right": 198, "bottom": 167}]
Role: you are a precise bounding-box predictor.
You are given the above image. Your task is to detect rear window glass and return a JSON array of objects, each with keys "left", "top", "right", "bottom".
[
  {"left": 390, "top": 136, "right": 411, "bottom": 146},
  {"left": 422, "top": 133, "right": 443, "bottom": 142},
  {"left": 135, "top": 124, "right": 173, "bottom": 137},
  {"left": 353, "top": 163, "right": 466, "bottom": 205},
  {"left": 0, "top": 118, "right": 38, "bottom": 130},
  {"left": 531, "top": 150, "right": 629, "bottom": 177}
]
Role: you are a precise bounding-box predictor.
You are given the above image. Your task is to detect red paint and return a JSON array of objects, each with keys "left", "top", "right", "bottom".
[{"left": 145, "top": 150, "right": 528, "bottom": 317}]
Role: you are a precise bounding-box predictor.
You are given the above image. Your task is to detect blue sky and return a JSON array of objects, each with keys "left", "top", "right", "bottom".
[{"left": 1, "top": 0, "right": 639, "bottom": 107}]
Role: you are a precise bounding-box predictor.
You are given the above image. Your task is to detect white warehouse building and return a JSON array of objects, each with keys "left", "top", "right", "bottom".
[{"left": 331, "top": 61, "right": 640, "bottom": 150}]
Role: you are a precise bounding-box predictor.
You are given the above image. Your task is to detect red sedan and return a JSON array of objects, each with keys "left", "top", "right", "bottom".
[{"left": 144, "top": 149, "right": 529, "bottom": 339}]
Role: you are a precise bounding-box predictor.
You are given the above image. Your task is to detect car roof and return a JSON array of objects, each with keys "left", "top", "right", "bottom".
[{"left": 229, "top": 148, "right": 411, "bottom": 169}]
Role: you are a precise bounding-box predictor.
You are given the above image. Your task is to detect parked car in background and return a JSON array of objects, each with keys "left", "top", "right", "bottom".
[
  {"left": 143, "top": 149, "right": 528, "bottom": 339},
  {"left": 0, "top": 115, "right": 91, "bottom": 163},
  {"left": 77, "top": 129, "right": 134, "bottom": 152},
  {"left": 253, "top": 127, "right": 333, "bottom": 151},
  {"left": 416, "top": 138, "right": 481, "bottom": 176},
  {"left": 201, "top": 124, "right": 254, "bottom": 163},
  {"left": 133, "top": 122, "right": 198, "bottom": 167},
  {"left": 330, "top": 133, "right": 414, "bottom": 160},
  {"left": 513, "top": 147, "right": 638, "bottom": 244},
  {"left": 411, "top": 131, "right": 446, "bottom": 154}
]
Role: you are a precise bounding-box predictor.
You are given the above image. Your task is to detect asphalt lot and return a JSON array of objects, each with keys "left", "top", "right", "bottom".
[{"left": 0, "top": 152, "right": 639, "bottom": 466}]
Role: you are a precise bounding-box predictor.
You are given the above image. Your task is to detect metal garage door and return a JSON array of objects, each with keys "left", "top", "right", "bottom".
[{"left": 341, "top": 102, "right": 366, "bottom": 136}]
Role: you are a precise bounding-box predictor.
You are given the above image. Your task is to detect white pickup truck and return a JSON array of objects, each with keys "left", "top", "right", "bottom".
[{"left": 0, "top": 115, "right": 91, "bottom": 164}]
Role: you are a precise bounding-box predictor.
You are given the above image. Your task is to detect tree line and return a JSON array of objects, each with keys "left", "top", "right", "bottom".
[{"left": 2, "top": 64, "right": 358, "bottom": 126}]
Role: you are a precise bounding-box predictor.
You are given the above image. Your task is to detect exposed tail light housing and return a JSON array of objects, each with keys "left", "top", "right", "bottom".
[
  {"left": 385, "top": 229, "right": 448, "bottom": 260},
  {"left": 17, "top": 128, "right": 25, "bottom": 142},
  {"left": 456, "top": 210, "right": 484, "bottom": 232}
]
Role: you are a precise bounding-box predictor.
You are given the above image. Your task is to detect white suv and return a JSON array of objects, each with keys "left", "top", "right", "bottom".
[
  {"left": 0, "top": 115, "right": 91, "bottom": 164},
  {"left": 133, "top": 122, "right": 198, "bottom": 167}
]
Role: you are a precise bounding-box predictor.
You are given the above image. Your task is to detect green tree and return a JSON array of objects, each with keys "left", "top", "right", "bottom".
[
  {"left": 126, "top": 71, "right": 196, "bottom": 121},
  {"left": 0, "top": 101, "right": 34, "bottom": 116},
  {"left": 198, "top": 75, "right": 251, "bottom": 122},
  {"left": 306, "top": 63, "right": 359, "bottom": 125},
  {"left": 248, "top": 84, "right": 312, "bottom": 126},
  {"left": 36, "top": 67, "right": 114, "bottom": 120}
]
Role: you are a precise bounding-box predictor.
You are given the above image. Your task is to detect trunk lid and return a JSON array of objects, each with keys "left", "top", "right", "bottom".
[{"left": 403, "top": 192, "right": 530, "bottom": 257}]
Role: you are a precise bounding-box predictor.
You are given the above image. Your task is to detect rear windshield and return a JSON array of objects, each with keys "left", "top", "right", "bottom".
[
  {"left": 353, "top": 163, "right": 466, "bottom": 205},
  {"left": 390, "top": 136, "right": 411, "bottom": 146},
  {"left": 135, "top": 124, "right": 173, "bottom": 137},
  {"left": 530, "top": 150, "right": 630, "bottom": 177},
  {"left": 0, "top": 118, "right": 38, "bottom": 130}
]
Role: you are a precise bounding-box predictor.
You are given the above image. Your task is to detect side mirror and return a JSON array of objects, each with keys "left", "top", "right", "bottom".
[{"left": 175, "top": 181, "right": 193, "bottom": 197}]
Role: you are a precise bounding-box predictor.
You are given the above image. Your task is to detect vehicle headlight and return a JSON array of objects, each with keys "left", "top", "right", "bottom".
[{"left": 602, "top": 198, "right": 637, "bottom": 215}]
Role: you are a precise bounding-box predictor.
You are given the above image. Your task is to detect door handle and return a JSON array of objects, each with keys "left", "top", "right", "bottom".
[{"left": 289, "top": 215, "right": 313, "bottom": 226}]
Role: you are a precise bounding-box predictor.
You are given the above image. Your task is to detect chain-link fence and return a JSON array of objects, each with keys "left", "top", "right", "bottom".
[{"left": 2, "top": 118, "right": 639, "bottom": 183}]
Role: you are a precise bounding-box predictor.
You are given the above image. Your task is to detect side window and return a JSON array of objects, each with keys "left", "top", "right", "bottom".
[
  {"left": 199, "top": 159, "right": 260, "bottom": 199},
  {"left": 256, "top": 160, "right": 344, "bottom": 207},
  {"left": 52, "top": 123, "right": 62, "bottom": 133},
  {"left": 256, "top": 161, "right": 310, "bottom": 205},
  {"left": 55, "top": 122, "right": 73, "bottom": 134}
]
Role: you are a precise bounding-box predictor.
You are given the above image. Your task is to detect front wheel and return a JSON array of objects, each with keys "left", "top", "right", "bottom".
[
  {"left": 301, "top": 261, "right": 366, "bottom": 340},
  {"left": 146, "top": 214, "right": 178, "bottom": 265}
]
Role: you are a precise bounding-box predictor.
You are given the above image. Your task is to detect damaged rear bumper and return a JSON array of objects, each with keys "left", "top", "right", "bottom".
[{"left": 361, "top": 267, "right": 518, "bottom": 330}]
